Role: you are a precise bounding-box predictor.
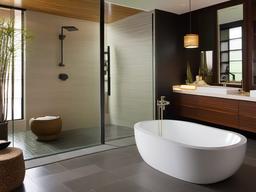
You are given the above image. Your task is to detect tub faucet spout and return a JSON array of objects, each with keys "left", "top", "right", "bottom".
[
  {"left": 157, "top": 96, "right": 170, "bottom": 116},
  {"left": 157, "top": 96, "right": 170, "bottom": 136}
]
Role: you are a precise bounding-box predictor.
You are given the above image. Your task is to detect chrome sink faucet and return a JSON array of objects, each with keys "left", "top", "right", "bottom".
[
  {"left": 222, "top": 77, "right": 228, "bottom": 87},
  {"left": 157, "top": 96, "right": 170, "bottom": 136}
]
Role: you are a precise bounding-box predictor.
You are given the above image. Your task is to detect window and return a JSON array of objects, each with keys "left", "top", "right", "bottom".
[
  {"left": 0, "top": 7, "right": 24, "bottom": 120},
  {"left": 220, "top": 22, "right": 242, "bottom": 83}
]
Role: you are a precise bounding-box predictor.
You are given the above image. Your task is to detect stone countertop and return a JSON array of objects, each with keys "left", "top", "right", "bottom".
[{"left": 173, "top": 86, "right": 256, "bottom": 102}]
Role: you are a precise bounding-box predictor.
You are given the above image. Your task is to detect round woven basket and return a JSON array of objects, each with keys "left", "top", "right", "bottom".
[{"left": 30, "top": 116, "right": 62, "bottom": 141}]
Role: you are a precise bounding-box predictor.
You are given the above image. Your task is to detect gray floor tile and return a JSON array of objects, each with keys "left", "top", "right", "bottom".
[
  {"left": 13, "top": 175, "right": 42, "bottom": 192},
  {"left": 244, "top": 156, "right": 256, "bottom": 167},
  {"left": 92, "top": 150, "right": 142, "bottom": 171},
  {"left": 204, "top": 164, "right": 256, "bottom": 192},
  {"left": 106, "top": 136, "right": 136, "bottom": 147},
  {"left": 109, "top": 161, "right": 155, "bottom": 179},
  {"left": 43, "top": 163, "right": 68, "bottom": 174},
  {"left": 31, "top": 164, "right": 103, "bottom": 184},
  {"left": 26, "top": 166, "right": 52, "bottom": 178},
  {"left": 26, "top": 163, "right": 68, "bottom": 178},
  {"left": 127, "top": 166, "right": 190, "bottom": 192},
  {"left": 60, "top": 145, "right": 138, "bottom": 170},
  {"left": 64, "top": 171, "right": 120, "bottom": 192},
  {"left": 95, "top": 179, "right": 153, "bottom": 192},
  {"left": 15, "top": 138, "right": 256, "bottom": 192}
]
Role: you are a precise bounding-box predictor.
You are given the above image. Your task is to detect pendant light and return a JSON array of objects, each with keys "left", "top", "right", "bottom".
[{"left": 184, "top": 0, "right": 199, "bottom": 48}]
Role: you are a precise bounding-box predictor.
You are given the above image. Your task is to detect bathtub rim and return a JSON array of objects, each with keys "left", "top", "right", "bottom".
[{"left": 134, "top": 120, "right": 247, "bottom": 151}]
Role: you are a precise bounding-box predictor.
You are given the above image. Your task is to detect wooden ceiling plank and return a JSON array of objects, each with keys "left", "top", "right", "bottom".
[{"left": 0, "top": 0, "right": 142, "bottom": 23}]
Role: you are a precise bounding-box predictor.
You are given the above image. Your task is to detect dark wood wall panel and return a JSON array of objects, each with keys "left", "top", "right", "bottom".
[
  {"left": 180, "top": 7, "right": 217, "bottom": 81},
  {"left": 180, "top": 0, "right": 244, "bottom": 85},
  {"left": 154, "top": 1, "right": 246, "bottom": 121},
  {"left": 244, "top": 0, "right": 256, "bottom": 90},
  {"left": 154, "top": 10, "right": 185, "bottom": 119},
  {"left": 153, "top": 1, "right": 256, "bottom": 136}
]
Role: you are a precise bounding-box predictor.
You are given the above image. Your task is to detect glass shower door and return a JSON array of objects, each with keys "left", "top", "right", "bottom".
[{"left": 104, "top": 2, "right": 154, "bottom": 142}]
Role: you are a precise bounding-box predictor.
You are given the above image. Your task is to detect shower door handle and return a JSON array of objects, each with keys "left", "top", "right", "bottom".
[{"left": 104, "top": 46, "right": 111, "bottom": 96}]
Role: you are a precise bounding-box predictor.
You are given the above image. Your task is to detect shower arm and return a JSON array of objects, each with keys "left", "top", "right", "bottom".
[
  {"left": 58, "top": 26, "right": 78, "bottom": 67},
  {"left": 59, "top": 27, "right": 65, "bottom": 67}
]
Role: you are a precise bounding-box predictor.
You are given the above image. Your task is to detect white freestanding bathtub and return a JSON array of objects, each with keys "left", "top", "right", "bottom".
[{"left": 134, "top": 120, "right": 247, "bottom": 184}]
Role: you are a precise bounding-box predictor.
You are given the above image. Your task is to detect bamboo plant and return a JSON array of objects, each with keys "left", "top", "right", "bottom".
[
  {"left": 0, "top": 18, "right": 28, "bottom": 140},
  {"left": 0, "top": 19, "right": 15, "bottom": 124}
]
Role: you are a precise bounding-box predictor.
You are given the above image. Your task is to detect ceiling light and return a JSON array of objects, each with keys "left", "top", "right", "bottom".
[{"left": 184, "top": 0, "right": 199, "bottom": 49}]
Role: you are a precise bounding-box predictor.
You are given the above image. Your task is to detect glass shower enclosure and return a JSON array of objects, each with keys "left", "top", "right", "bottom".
[
  {"left": 2, "top": 1, "right": 102, "bottom": 160},
  {"left": 1, "top": 0, "right": 155, "bottom": 160},
  {"left": 104, "top": 2, "right": 155, "bottom": 142}
]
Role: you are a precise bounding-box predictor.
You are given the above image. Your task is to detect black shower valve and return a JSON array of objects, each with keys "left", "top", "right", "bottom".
[{"left": 58, "top": 73, "right": 69, "bottom": 81}]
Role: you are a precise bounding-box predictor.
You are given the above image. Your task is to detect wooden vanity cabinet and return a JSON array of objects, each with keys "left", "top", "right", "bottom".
[
  {"left": 239, "top": 101, "right": 256, "bottom": 132},
  {"left": 174, "top": 93, "right": 256, "bottom": 133}
]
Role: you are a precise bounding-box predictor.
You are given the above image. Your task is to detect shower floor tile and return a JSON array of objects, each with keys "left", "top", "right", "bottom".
[
  {"left": 106, "top": 137, "right": 136, "bottom": 147},
  {"left": 9, "top": 125, "right": 134, "bottom": 160}
]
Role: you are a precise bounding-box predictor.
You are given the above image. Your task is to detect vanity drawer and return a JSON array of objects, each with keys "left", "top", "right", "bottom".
[
  {"left": 174, "top": 93, "right": 199, "bottom": 107},
  {"left": 239, "top": 101, "right": 256, "bottom": 117},
  {"left": 174, "top": 93, "right": 239, "bottom": 129},
  {"left": 239, "top": 101, "right": 256, "bottom": 133},
  {"left": 196, "top": 108, "right": 239, "bottom": 128},
  {"left": 197, "top": 96, "right": 238, "bottom": 113}
]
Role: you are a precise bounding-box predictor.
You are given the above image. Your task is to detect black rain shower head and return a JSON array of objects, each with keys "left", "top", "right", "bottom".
[
  {"left": 59, "top": 26, "right": 79, "bottom": 40},
  {"left": 59, "top": 26, "right": 78, "bottom": 40},
  {"left": 62, "top": 26, "right": 79, "bottom": 31},
  {"left": 58, "top": 25, "right": 79, "bottom": 67}
]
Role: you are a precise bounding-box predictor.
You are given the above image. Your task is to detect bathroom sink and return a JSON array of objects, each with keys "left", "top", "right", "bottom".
[
  {"left": 250, "top": 90, "right": 256, "bottom": 97},
  {"left": 195, "top": 86, "right": 239, "bottom": 95}
]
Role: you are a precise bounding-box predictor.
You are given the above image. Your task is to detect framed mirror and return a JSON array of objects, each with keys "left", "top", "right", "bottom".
[
  {"left": 251, "top": 0, "right": 256, "bottom": 88},
  {"left": 217, "top": 4, "right": 243, "bottom": 85}
]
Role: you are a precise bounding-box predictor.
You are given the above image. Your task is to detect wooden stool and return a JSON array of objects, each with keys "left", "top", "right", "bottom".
[{"left": 0, "top": 147, "right": 25, "bottom": 192}]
